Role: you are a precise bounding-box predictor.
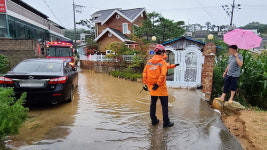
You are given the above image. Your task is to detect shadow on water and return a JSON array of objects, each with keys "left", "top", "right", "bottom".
[{"left": 2, "top": 70, "right": 242, "bottom": 150}]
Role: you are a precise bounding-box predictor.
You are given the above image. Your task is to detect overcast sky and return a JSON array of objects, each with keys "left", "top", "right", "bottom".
[{"left": 23, "top": 0, "right": 267, "bottom": 29}]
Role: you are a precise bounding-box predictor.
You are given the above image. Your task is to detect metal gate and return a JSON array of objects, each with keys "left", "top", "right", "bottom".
[{"left": 166, "top": 45, "right": 204, "bottom": 87}]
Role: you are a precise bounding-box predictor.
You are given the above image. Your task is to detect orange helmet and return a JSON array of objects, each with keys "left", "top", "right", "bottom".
[{"left": 154, "top": 44, "right": 166, "bottom": 53}]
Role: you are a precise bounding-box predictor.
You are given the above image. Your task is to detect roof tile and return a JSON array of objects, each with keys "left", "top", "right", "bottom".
[{"left": 91, "top": 8, "right": 145, "bottom": 23}]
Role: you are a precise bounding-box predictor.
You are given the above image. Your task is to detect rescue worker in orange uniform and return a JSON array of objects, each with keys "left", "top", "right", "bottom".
[{"left": 142, "top": 44, "right": 174, "bottom": 127}]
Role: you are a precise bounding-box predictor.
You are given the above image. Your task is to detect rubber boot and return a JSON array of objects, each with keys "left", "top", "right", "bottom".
[
  {"left": 163, "top": 122, "right": 174, "bottom": 128},
  {"left": 152, "top": 119, "right": 159, "bottom": 126}
]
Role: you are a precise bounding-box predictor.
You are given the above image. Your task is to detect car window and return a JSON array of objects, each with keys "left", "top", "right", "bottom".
[{"left": 13, "top": 61, "right": 62, "bottom": 72}]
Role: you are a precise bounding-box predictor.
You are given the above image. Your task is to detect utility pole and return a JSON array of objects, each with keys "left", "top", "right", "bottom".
[
  {"left": 72, "top": 0, "right": 84, "bottom": 52},
  {"left": 222, "top": 0, "right": 241, "bottom": 30},
  {"left": 73, "top": 0, "right": 76, "bottom": 51},
  {"left": 230, "top": 0, "right": 235, "bottom": 27}
]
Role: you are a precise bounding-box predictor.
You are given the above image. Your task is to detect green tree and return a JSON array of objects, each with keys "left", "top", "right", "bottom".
[
  {"left": 211, "top": 24, "right": 217, "bottom": 31},
  {"left": 133, "top": 12, "right": 162, "bottom": 41},
  {"left": 156, "top": 17, "right": 185, "bottom": 43},
  {"left": 86, "top": 39, "right": 98, "bottom": 49},
  {"left": 64, "top": 28, "right": 84, "bottom": 40},
  {"left": 205, "top": 22, "right": 211, "bottom": 31},
  {"left": 204, "top": 36, "right": 228, "bottom": 55},
  {"left": 76, "top": 19, "right": 95, "bottom": 40},
  {"left": 105, "top": 42, "right": 133, "bottom": 71},
  {"left": 241, "top": 22, "right": 267, "bottom": 35},
  {"left": 76, "top": 19, "right": 95, "bottom": 30},
  {"left": 64, "top": 28, "right": 95, "bottom": 41},
  {"left": 130, "top": 34, "right": 151, "bottom": 60},
  {"left": 133, "top": 12, "right": 185, "bottom": 43}
]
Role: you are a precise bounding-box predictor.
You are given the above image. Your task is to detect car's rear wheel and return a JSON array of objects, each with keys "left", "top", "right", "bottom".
[{"left": 66, "top": 86, "right": 74, "bottom": 103}]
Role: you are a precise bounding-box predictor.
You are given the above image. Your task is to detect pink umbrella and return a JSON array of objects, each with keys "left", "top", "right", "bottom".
[{"left": 223, "top": 29, "right": 262, "bottom": 50}]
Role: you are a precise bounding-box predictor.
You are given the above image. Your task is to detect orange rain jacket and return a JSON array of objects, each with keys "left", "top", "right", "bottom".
[
  {"left": 163, "top": 54, "right": 176, "bottom": 69},
  {"left": 143, "top": 55, "right": 168, "bottom": 96}
]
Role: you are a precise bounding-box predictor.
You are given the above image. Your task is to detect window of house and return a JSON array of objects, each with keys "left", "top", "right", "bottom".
[
  {"left": 108, "top": 32, "right": 112, "bottom": 37},
  {"left": 116, "top": 14, "right": 120, "bottom": 19},
  {"left": 106, "top": 50, "right": 113, "bottom": 54},
  {"left": 141, "top": 12, "right": 143, "bottom": 17},
  {"left": 122, "top": 23, "right": 128, "bottom": 34}
]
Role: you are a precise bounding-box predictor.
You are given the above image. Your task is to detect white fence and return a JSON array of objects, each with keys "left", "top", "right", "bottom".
[{"left": 80, "top": 54, "right": 135, "bottom": 62}]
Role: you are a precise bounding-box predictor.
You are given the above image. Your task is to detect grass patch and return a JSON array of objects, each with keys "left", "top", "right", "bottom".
[
  {"left": 110, "top": 71, "right": 142, "bottom": 81},
  {"left": 247, "top": 106, "right": 266, "bottom": 112}
]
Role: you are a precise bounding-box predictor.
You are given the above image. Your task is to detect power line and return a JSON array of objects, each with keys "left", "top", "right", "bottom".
[
  {"left": 193, "top": 0, "right": 217, "bottom": 23},
  {"left": 73, "top": 0, "right": 85, "bottom": 51},
  {"left": 81, "top": 5, "right": 221, "bottom": 12},
  {"left": 73, "top": 4, "right": 267, "bottom": 12},
  {"left": 43, "top": 0, "right": 65, "bottom": 27}
]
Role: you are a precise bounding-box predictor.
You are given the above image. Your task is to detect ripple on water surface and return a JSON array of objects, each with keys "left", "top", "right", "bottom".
[{"left": 3, "top": 71, "right": 242, "bottom": 150}]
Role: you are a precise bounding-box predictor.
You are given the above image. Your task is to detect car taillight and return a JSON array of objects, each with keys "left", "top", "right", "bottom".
[
  {"left": 0, "top": 77, "right": 14, "bottom": 84},
  {"left": 49, "top": 76, "right": 68, "bottom": 84}
]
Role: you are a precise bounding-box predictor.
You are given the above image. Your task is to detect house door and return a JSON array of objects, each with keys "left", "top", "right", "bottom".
[
  {"left": 180, "top": 45, "right": 204, "bottom": 86},
  {"left": 184, "top": 52, "right": 198, "bottom": 82},
  {"left": 165, "top": 45, "right": 204, "bottom": 87}
]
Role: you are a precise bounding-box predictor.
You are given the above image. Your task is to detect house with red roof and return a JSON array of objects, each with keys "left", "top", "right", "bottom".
[{"left": 91, "top": 8, "right": 147, "bottom": 53}]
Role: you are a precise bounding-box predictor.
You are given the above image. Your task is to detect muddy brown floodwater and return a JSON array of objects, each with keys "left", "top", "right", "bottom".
[{"left": 2, "top": 70, "right": 242, "bottom": 150}]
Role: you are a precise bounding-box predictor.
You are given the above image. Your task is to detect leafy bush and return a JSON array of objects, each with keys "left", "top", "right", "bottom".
[
  {"left": 0, "top": 55, "right": 9, "bottom": 75},
  {"left": 238, "top": 50, "right": 267, "bottom": 109},
  {"left": 211, "top": 50, "right": 267, "bottom": 110},
  {"left": 211, "top": 55, "right": 228, "bottom": 100},
  {"left": 0, "top": 88, "right": 28, "bottom": 139},
  {"left": 127, "top": 55, "right": 145, "bottom": 73},
  {"left": 110, "top": 71, "right": 142, "bottom": 81}
]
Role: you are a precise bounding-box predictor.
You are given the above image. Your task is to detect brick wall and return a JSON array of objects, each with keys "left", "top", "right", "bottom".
[
  {"left": 201, "top": 42, "right": 216, "bottom": 99},
  {"left": 98, "top": 32, "right": 123, "bottom": 52},
  {"left": 80, "top": 60, "right": 130, "bottom": 73},
  {"left": 0, "top": 39, "right": 42, "bottom": 68}
]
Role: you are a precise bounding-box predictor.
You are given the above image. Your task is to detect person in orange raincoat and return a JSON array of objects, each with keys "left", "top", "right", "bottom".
[{"left": 142, "top": 44, "right": 174, "bottom": 128}]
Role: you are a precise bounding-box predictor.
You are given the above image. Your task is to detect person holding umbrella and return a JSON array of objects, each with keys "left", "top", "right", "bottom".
[
  {"left": 217, "top": 29, "right": 262, "bottom": 104},
  {"left": 218, "top": 45, "right": 243, "bottom": 104}
]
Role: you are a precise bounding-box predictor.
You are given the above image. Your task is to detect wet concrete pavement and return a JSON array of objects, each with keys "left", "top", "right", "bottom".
[{"left": 3, "top": 70, "right": 242, "bottom": 150}]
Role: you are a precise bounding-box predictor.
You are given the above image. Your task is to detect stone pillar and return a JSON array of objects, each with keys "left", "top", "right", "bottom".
[{"left": 202, "top": 42, "right": 216, "bottom": 99}]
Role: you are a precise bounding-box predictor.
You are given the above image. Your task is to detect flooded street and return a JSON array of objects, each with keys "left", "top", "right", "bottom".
[{"left": 3, "top": 70, "right": 242, "bottom": 150}]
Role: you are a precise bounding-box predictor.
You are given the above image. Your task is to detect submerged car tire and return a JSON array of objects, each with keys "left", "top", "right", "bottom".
[{"left": 66, "top": 86, "right": 74, "bottom": 103}]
